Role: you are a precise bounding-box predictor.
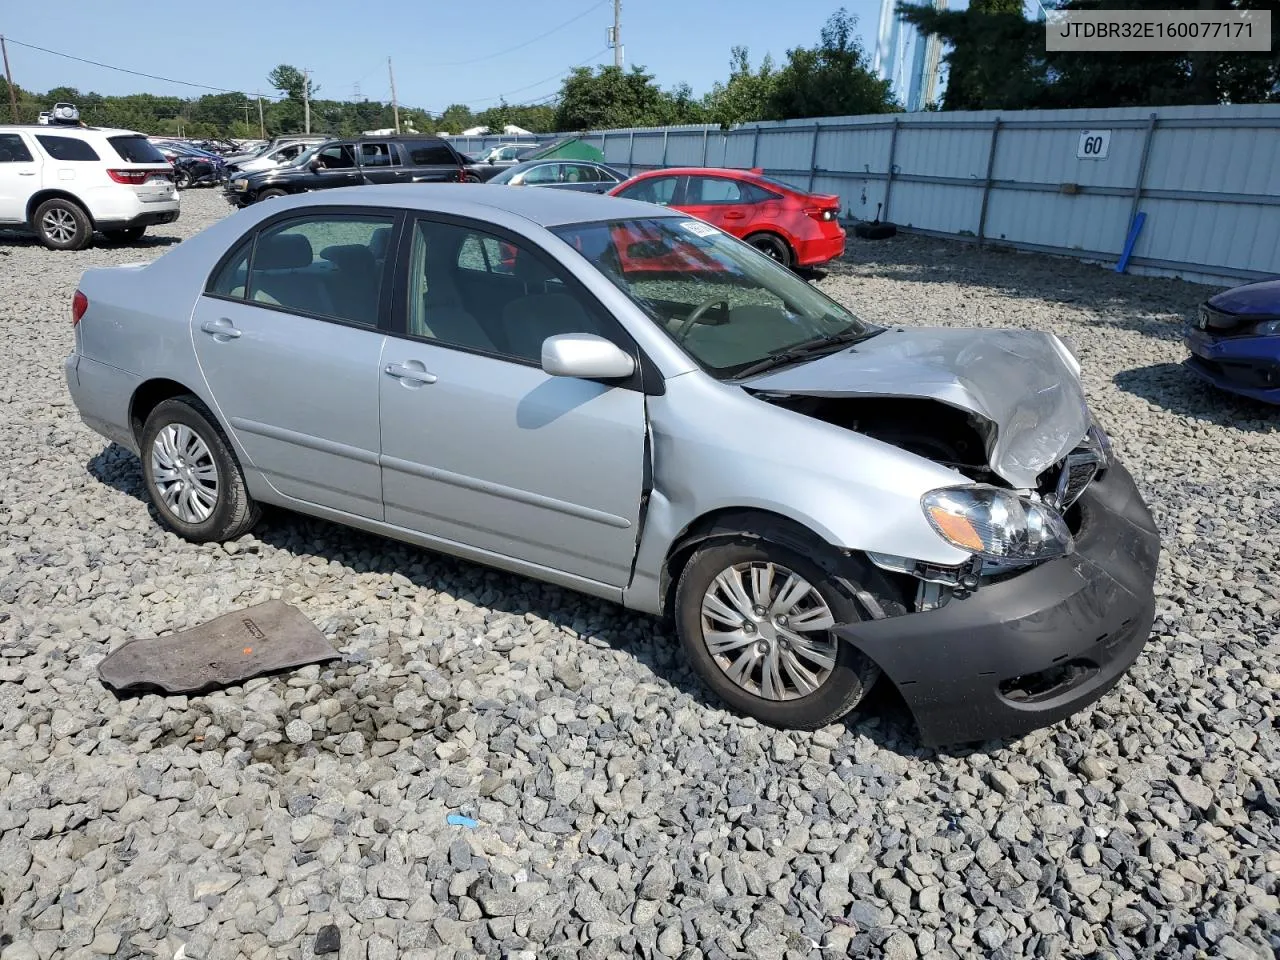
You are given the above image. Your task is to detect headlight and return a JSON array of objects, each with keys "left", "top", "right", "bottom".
[
  {"left": 922, "top": 486, "right": 1074, "bottom": 561},
  {"left": 1254, "top": 319, "right": 1280, "bottom": 336},
  {"left": 232, "top": 178, "right": 249, "bottom": 191}
]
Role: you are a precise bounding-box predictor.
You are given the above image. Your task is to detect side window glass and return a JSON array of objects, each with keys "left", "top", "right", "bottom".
[
  {"left": 208, "top": 239, "right": 252, "bottom": 299},
  {"left": 0, "top": 134, "right": 33, "bottom": 163},
  {"left": 360, "top": 143, "right": 396, "bottom": 167},
  {"left": 692, "top": 177, "right": 743, "bottom": 204},
  {"left": 315, "top": 144, "right": 356, "bottom": 170},
  {"left": 523, "top": 163, "right": 560, "bottom": 185},
  {"left": 408, "top": 219, "right": 607, "bottom": 364},
  {"left": 620, "top": 176, "right": 677, "bottom": 205},
  {"left": 246, "top": 215, "right": 394, "bottom": 326},
  {"left": 35, "top": 136, "right": 99, "bottom": 162}
]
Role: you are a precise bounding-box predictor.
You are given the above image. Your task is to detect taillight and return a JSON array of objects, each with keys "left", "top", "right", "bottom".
[
  {"left": 804, "top": 206, "right": 838, "bottom": 222},
  {"left": 108, "top": 169, "right": 150, "bottom": 185},
  {"left": 457, "top": 167, "right": 467, "bottom": 183},
  {"left": 72, "top": 290, "right": 88, "bottom": 326}
]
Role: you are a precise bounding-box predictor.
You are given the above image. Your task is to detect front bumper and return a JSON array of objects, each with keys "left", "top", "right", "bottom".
[
  {"left": 1182, "top": 325, "right": 1280, "bottom": 404},
  {"left": 836, "top": 460, "right": 1160, "bottom": 747}
]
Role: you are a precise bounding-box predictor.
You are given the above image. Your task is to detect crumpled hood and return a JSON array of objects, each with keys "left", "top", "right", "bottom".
[
  {"left": 1207, "top": 278, "right": 1280, "bottom": 316},
  {"left": 743, "top": 326, "right": 1090, "bottom": 489}
]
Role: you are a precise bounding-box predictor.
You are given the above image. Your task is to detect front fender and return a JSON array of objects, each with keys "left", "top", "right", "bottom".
[{"left": 624, "top": 373, "right": 974, "bottom": 614}]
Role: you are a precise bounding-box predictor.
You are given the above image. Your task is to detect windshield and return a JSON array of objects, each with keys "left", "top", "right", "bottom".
[{"left": 549, "top": 217, "right": 875, "bottom": 378}]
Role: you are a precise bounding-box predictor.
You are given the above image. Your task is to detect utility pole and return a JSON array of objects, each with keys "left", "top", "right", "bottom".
[
  {"left": 256, "top": 90, "right": 265, "bottom": 139},
  {"left": 303, "top": 68, "right": 311, "bottom": 134},
  {"left": 1, "top": 36, "right": 19, "bottom": 123},
  {"left": 610, "top": 0, "right": 623, "bottom": 69},
  {"left": 388, "top": 58, "right": 400, "bottom": 134}
]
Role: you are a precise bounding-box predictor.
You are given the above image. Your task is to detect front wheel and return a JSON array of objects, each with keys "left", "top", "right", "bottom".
[
  {"left": 257, "top": 188, "right": 286, "bottom": 202},
  {"left": 175, "top": 169, "right": 192, "bottom": 189},
  {"left": 674, "top": 538, "right": 886, "bottom": 730},
  {"left": 140, "top": 396, "right": 260, "bottom": 543}
]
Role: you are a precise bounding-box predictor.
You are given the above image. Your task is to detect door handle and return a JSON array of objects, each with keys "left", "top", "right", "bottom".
[
  {"left": 724, "top": 211, "right": 745, "bottom": 220},
  {"left": 200, "top": 319, "right": 241, "bottom": 340},
  {"left": 18, "top": 171, "right": 35, "bottom": 176},
  {"left": 385, "top": 362, "right": 437, "bottom": 385}
]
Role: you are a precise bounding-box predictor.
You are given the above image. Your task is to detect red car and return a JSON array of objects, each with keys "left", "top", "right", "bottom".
[{"left": 606, "top": 166, "right": 845, "bottom": 269}]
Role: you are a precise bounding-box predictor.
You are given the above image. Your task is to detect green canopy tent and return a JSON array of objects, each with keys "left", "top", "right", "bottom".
[{"left": 523, "top": 137, "right": 606, "bottom": 163}]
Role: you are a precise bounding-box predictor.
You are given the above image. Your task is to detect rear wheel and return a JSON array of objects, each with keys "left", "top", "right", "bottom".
[
  {"left": 140, "top": 396, "right": 260, "bottom": 543},
  {"left": 102, "top": 226, "right": 146, "bottom": 244},
  {"left": 746, "top": 232, "right": 793, "bottom": 269},
  {"left": 674, "top": 537, "right": 889, "bottom": 730},
  {"left": 33, "top": 198, "right": 92, "bottom": 251}
]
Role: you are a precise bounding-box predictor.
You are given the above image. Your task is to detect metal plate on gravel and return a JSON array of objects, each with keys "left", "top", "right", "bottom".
[{"left": 97, "top": 599, "right": 339, "bottom": 695}]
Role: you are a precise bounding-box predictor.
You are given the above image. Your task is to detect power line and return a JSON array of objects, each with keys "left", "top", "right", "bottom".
[
  {"left": 435, "top": 0, "right": 610, "bottom": 66},
  {"left": 3, "top": 36, "right": 288, "bottom": 100},
  {"left": 463, "top": 48, "right": 609, "bottom": 107}
]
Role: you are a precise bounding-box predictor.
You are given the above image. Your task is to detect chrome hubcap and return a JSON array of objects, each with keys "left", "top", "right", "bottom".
[
  {"left": 700, "top": 561, "right": 837, "bottom": 701},
  {"left": 151, "top": 424, "right": 219, "bottom": 524},
  {"left": 42, "top": 208, "right": 77, "bottom": 244}
]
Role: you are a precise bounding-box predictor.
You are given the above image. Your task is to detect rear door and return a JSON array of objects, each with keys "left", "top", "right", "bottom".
[
  {"left": 0, "top": 133, "right": 40, "bottom": 223},
  {"left": 356, "top": 142, "right": 403, "bottom": 185},
  {"left": 680, "top": 175, "right": 754, "bottom": 233},
  {"left": 191, "top": 209, "right": 399, "bottom": 519}
]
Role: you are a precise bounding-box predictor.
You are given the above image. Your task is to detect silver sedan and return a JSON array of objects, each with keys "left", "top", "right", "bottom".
[{"left": 65, "top": 184, "right": 1159, "bottom": 742}]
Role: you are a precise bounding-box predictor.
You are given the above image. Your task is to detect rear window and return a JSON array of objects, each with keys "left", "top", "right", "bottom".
[
  {"left": 36, "top": 136, "right": 100, "bottom": 162},
  {"left": 108, "top": 135, "right": 169, "bottom": 164},
  {"left": 402, "top": 140, "right": 458, "bottom": 166}
]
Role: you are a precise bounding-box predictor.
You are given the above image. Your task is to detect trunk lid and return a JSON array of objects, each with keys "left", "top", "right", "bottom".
[{"left": 741, "top": 326, "right": 1090, "bottom": 489}]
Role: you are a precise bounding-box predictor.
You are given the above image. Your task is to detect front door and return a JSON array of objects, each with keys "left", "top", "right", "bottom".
[
  {"left": 310, "top": 142, "right": 362, "bottom": 190},
  {"left": 192, "top": 210, "right": 397, "bottom": 518},
  {"left": 378, "top": 216, "right": 647, "bottom": 586},
  {"left": 0, "top": 133, "right": 40, "bottom": 223}
]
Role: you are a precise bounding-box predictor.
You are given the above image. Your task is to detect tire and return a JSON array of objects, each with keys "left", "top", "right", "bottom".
[
  {"left": 853, "top": 220, "right": 897, "bottom": 240},
  {"left": 746, "top": 232, "right": 793, "bottom": 269},
  {"left": 102, "top": 226, "right": 146, "bottom": 244},
  {"left": 140, "top": 396, "right": 260, "bottom": 543},
  {"left": 32, "top": 198, "right": 92, "bottom": 251},
  {"left": 175, "top": 169, "right": 192, "bottom": 189},
  {"left": 465, "top": 174, "right": 481, "bottom": 183},
  {"left": 257, "top": 188, "right": 287, "bottom": 202},
  {"left": 674, "top": 536, "right": 890, "bottom": 730}
]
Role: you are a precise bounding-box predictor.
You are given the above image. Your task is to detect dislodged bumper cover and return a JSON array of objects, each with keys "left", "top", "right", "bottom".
[
  {"left": 742, "top": 326, "right": 1090, "bottom": 489},
  {"left": 834, "top": 460, "right": 1160, "bottom": 747}
]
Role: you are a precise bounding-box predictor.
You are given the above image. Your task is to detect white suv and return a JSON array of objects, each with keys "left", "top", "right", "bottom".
[{"left": 0, "top": 125, "right": 180, "bottom": 250}]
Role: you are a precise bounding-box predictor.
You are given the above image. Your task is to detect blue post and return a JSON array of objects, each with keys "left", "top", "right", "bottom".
[{"left": 1115, "top": 211, "right": 1147, "bottom": 274}]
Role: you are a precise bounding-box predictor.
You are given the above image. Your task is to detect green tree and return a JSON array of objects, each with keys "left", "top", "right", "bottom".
[
  {"left": 437, "top": 103, "right": 477, "bottom": 134},
  {"left": 704, "top": 46, "right": 778, "bottom": 128},
  {"left": 267, "top": 65, "right": 317, "bottom": 102},
  {"left": 554, "top": 64, "right": 703, "bottom": 130},
  {"left": 766, "top": 8, "right": 898, "bottom": 119}
]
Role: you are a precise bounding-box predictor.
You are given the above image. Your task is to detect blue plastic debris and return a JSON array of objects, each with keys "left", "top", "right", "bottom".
[{"left": 446, "top": 814, "right": 479, "bottom": 829}]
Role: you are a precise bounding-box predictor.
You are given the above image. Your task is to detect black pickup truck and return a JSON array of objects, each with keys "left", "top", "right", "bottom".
[{"left": 224, "top": 134, "right": 469, "bottom": 206}]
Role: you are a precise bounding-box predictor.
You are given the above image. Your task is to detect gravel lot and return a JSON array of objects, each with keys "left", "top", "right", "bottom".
[{"left": 2, "top": 189, "right": 1279, "bottom": 960}]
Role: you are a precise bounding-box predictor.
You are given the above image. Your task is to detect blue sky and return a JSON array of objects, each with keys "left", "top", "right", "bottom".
[{"left": 5, "top": 0, "right": 894, "bottom": 111}]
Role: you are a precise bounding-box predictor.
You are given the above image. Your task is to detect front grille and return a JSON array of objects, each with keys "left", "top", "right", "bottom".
[
  {"left": 1039, "top": 445, "right": 1102, "bottom": 512},
  {"left": 1196, "top": 304, "right": 1252, "bottom": 337}
]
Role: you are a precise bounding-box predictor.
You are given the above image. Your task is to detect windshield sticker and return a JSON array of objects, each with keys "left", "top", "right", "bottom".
[{"left": 679, "top": 220, "right": 718, "bottom": 238}]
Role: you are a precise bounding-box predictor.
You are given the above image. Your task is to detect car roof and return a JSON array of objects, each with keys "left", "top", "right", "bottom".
[
  {"left": 0, "top": 125, "right": 145, "bottom": 137},
  {"left": 271, "top": 182, "right": 675, "bottom": 227}
]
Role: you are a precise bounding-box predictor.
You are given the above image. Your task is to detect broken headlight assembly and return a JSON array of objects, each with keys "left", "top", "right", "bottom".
[{"left": 921, "top": 485, "right": 1074, "bottom": 562}]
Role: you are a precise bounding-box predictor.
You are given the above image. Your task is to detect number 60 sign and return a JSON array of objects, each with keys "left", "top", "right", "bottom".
[{"left": 1077, "top": 129, "right": 1112, "bottom": 160}]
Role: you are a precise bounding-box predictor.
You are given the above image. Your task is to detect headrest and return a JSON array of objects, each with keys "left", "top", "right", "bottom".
[
  {"left": 255, "top": 232, "right": 312, "bottom": 270},
  {"left": 319, "top": 243, "right": 377, "bottom": 272}
]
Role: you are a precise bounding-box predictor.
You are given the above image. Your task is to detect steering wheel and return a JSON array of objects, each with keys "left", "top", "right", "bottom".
[{"left": 674, "top": 298, "right": 728, "bottom": 342}]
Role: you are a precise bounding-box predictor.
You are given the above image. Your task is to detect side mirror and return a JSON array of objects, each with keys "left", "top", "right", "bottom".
[
  {"left": 541, "top": 333, "right": 635, "bottom": 380},
  {"left": 309, "top": 158, "right": 322, "bottom": 172},
  {"left": 488, "top": 157, "right": 495, "bottom": 164}
]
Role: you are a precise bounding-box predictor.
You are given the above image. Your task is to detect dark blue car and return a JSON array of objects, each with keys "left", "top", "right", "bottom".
[{"left": 1183, "top": 278, "right": 1280, "bottom": 404}]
